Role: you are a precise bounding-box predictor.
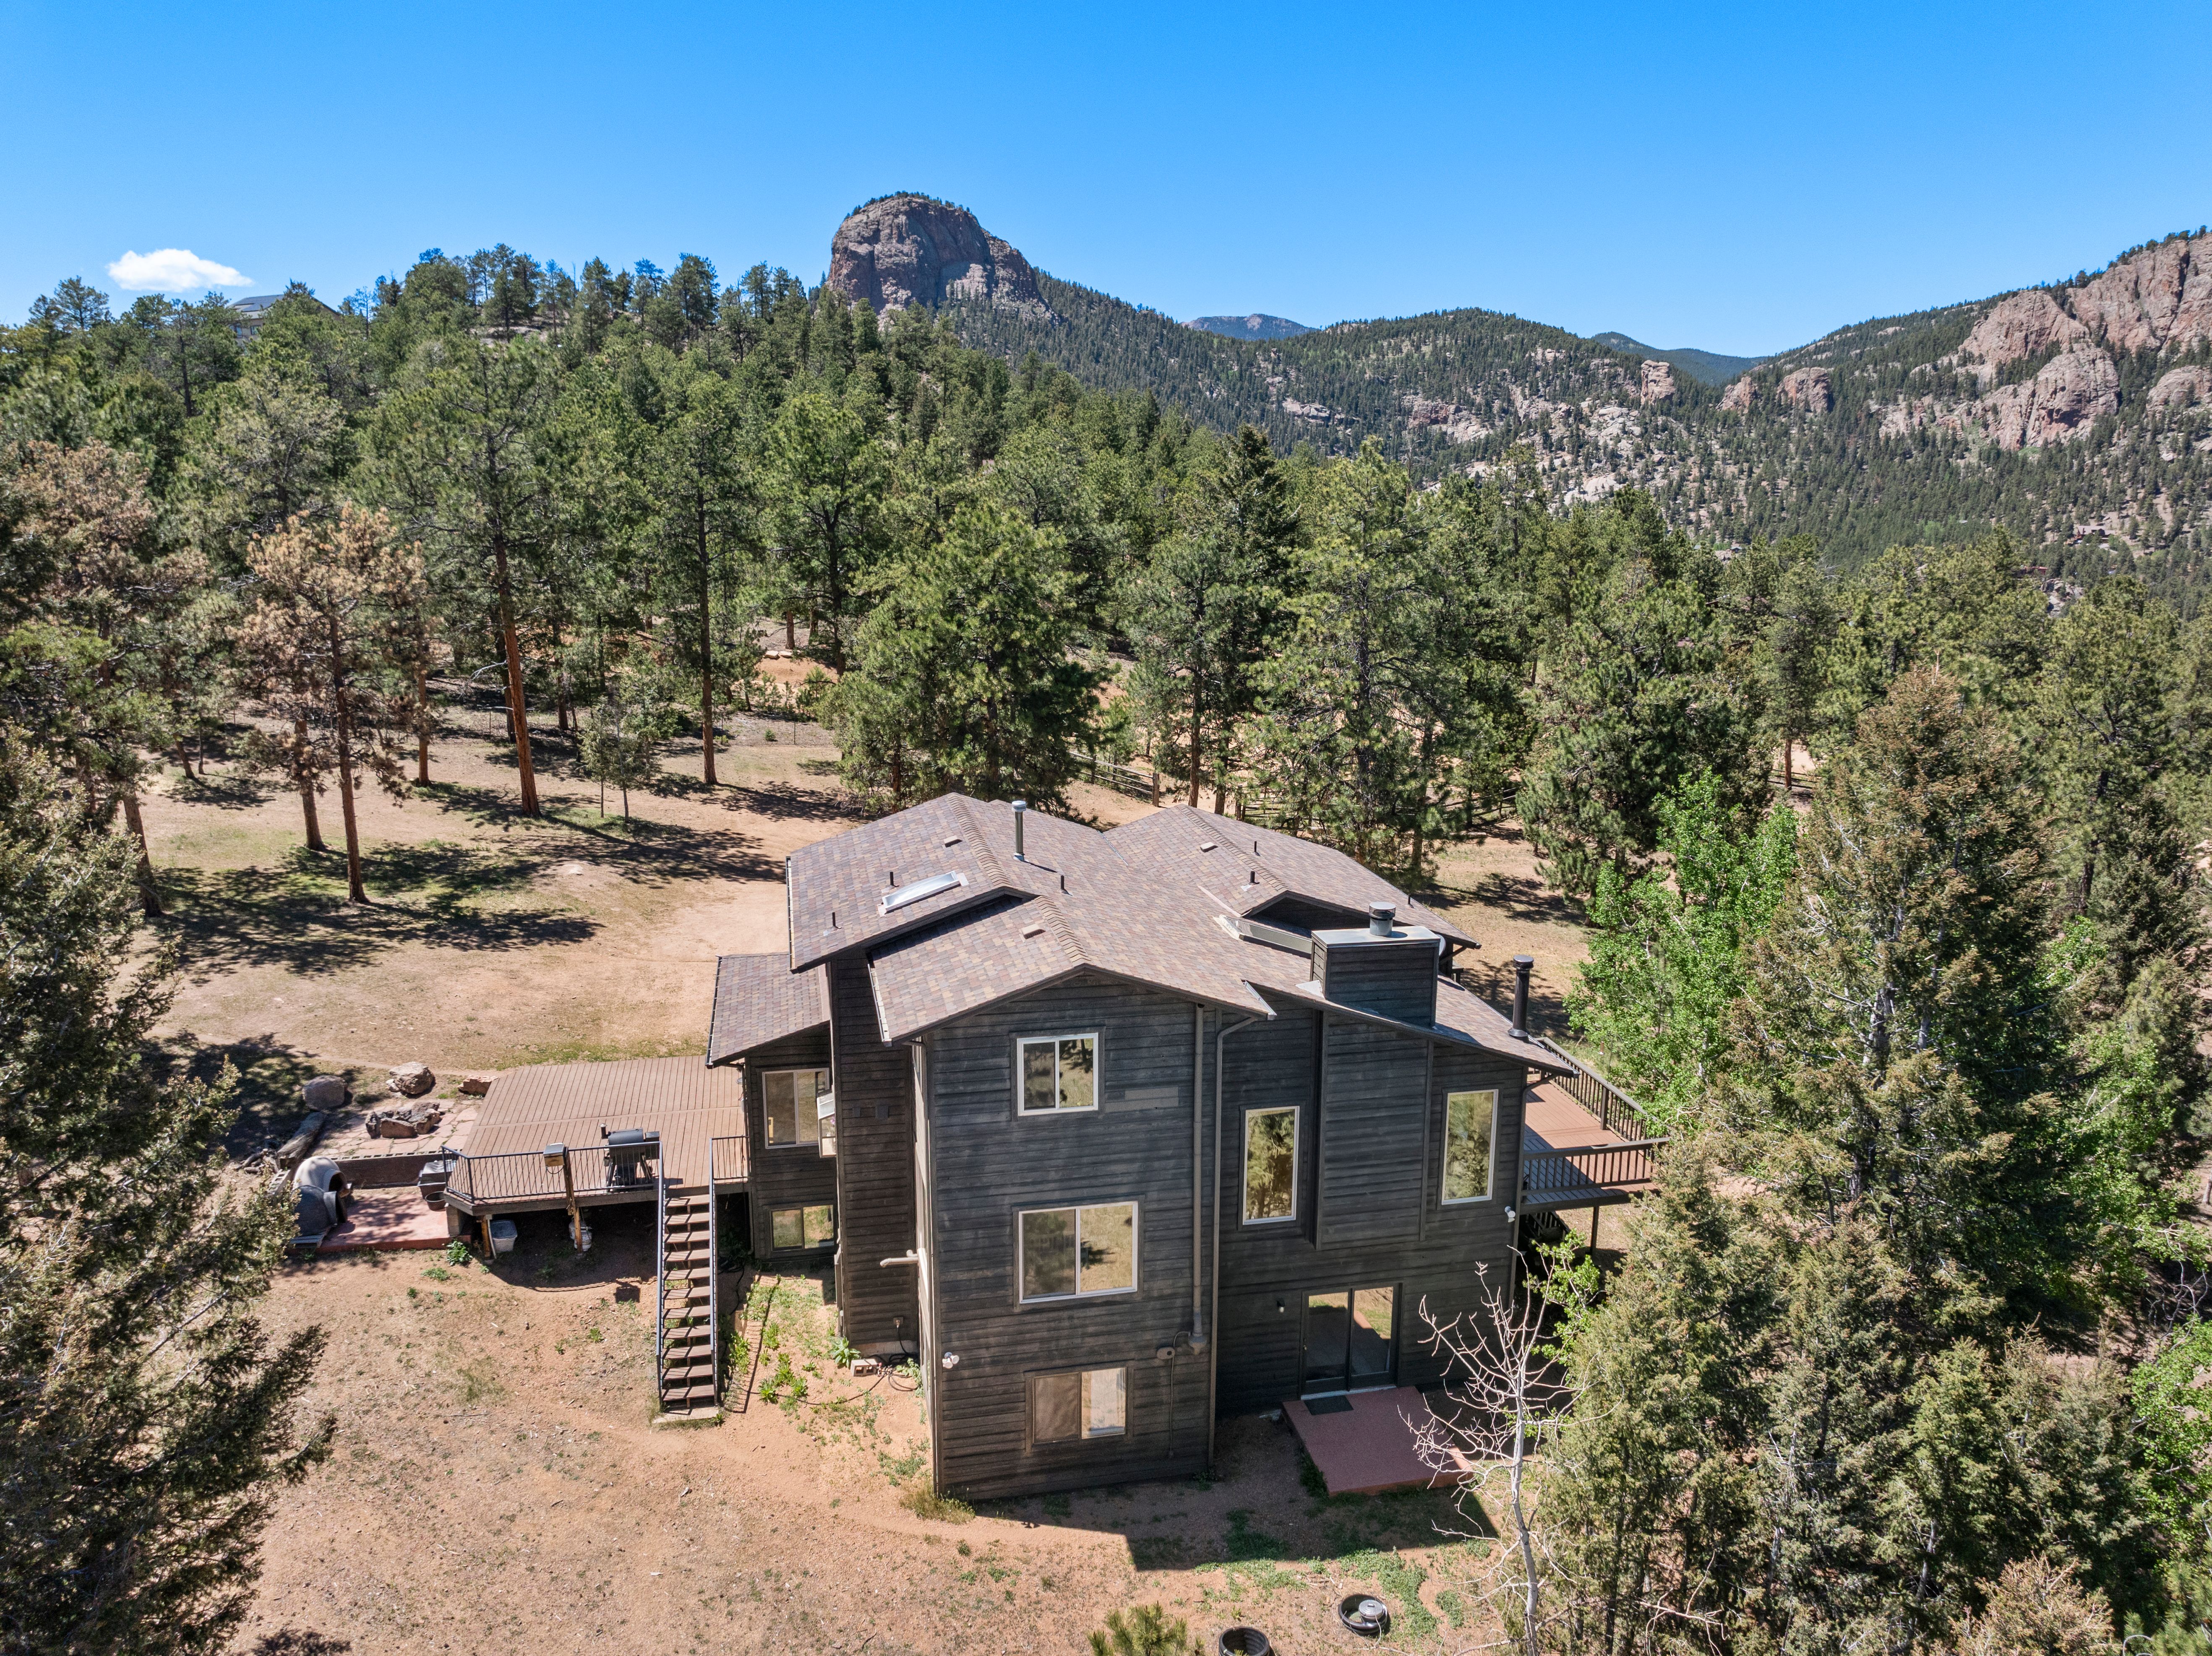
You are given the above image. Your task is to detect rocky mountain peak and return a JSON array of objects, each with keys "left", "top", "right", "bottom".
[{"left": 827, "top": 193, "right": 1054, "bottom": 322}]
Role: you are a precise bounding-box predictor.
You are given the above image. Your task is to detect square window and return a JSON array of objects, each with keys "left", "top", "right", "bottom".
[
  {"left": 1017, "top": 1035, "right": 1098, "bottom": 1114},
  {"left": 1020, "top": 1203, "right": 1137, "bottom": 1302},
  {"left": 771, "top": 1204, "right": 836, "bottom": 1250},
  {"left": 1029, "top": 1367, "right": 1127, "bottom": 1443},
  {"left": 1443, "top": 1088, "right": 1498, "bottom": 1204},
  {"left": 1243, "top": 1107, "right": 1297, "bottom": 1223},
  {"left": 765, "top": 1068, "right": 829, "bottom": 1146}
]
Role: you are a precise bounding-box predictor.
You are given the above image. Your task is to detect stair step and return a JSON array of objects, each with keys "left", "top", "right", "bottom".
[
  {"left": 661, "top": 1362, "right": 717, "bottom": 1383},
  {"left": 661, "top": 1383, "right": 718, "bottom": 1406}
]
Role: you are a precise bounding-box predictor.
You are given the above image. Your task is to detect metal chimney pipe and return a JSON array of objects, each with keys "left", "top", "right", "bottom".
[
  {"left": 1368, "top": 901, "right": 1395, "bottom": 937},
  {"left": 1510, "top": 955, "right": 1534, "bottom": 1040},
  {"left": 1012, "top": 799, "right": 1027, "bottom": 861}
]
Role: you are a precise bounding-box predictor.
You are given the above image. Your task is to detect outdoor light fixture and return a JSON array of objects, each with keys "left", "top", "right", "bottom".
[
  {"left": 941, "top": 1352, "right": 960, "bottom": 1369},
  {"left": 542, "top": 1143, "right": 566, "bottom": 1169}
]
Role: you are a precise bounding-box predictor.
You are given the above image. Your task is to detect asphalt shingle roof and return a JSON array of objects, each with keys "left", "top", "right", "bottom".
[
  {"left": 1105, "top": 805, "right": 1476, "bottom": 946},
  {"left": 707, "top": 953, "right": 829, "bottom": 1064}
]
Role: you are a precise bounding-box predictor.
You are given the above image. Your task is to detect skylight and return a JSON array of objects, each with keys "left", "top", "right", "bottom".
[{"left": 880, "top": 871, "right": 965, "bottom": 915}]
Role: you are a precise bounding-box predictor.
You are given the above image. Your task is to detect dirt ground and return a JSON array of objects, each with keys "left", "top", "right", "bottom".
[{"left": 136, "top": 699, "right": 1590, "bottom": 1655}]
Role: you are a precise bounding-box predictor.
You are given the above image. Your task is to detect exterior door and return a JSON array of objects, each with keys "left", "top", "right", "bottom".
[{"left": 1302, "top": 1286, "right": 1397, "bottom": 1394}]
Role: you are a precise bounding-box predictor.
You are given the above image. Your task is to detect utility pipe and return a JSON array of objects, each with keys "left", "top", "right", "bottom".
[
  {"left": 1206, "top": 1013, "right": 1262, "bottom": 1474},
  {"left": 1190, "top": 1006, "right": 1207, "bottom": 1350}
]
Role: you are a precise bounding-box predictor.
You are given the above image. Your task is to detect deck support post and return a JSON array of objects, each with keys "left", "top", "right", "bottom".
[
  {"left": 561, "top": 1150, "right": 581, "bottom": 1250},
  {"left": 1589, "top": 1206, "right": 1600, "bottom": 1253}
]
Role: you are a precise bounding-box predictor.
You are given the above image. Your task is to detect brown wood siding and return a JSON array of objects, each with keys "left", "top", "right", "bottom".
[
  {"left": 743, "top": 1029, "right": 837, "bottom": 1261},
  {"left": 1312, "top": 936, "right": 1442, "bottom": 1023},
  {"left": 1210, "top": 1021, "right": 1527, "bottom": 1414},
  {"left": 923, "top": 973, "right": 1210, "bottom": 1499},
  {"left": 828, "top": 955, "right": 921, "bottom": 1347}
]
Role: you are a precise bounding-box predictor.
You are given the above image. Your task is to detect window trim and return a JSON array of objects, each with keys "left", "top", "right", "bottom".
[
  {"left": 1241, "top": 1105, "right": 1300, "bottom": 1225},
  {"left": 1014, "top": 1033, "right": 1102, "bottom": 1117},
  {"left": 1015, "top": 1200, "right": 1140, "bottom": 1303},
  {"left": 762, "top": 1065, "right": 830, "bottom": 1149},
  {"left": 1024, "top": 1364, "right": 1130, "bottom": 1447},
  {"left": 770, "top": 1202, "right": 837, "bottom": 1251},
  {"left": 1441, "top": 1086, "right": 1501, "bottom": 1206}
]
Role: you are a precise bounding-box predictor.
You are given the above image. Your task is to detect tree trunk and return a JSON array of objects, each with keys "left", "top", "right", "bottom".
[
  {"left": 334, "top": 724, "right": 365, "bottom": 904},
  {"left": 119, "top": 786, "right": 164, "bottom": 917},
  {"left": 492, "top": 537, "right": 540, "bottom": 815},
  {"left": 1783, "top": 736, "right": 1794, "bottom": 792},
  {"left": 1187, "top": 685, "right": 1203, "bottom": 810},
  {"left": 699, "top": 512, "right": 717, "bottom": 788},
  {"left": 415, "top": 664, "right": 432, "bottom": 784},
  {"left": 784, "top": 610, "right": 796, "bottom": 651},
  {"left": 293, "top": 719, "right": 326, "bottom": 850}
]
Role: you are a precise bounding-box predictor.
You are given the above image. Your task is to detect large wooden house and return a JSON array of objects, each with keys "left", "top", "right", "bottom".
[{"left": 704, "top": 794, "right": 1634, "bottom": 1500}]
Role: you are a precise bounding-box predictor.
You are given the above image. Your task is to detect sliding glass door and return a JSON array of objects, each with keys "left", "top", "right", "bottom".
[{"left": 1302, "top": 1285, "right": 1397, "bottom": 1393}]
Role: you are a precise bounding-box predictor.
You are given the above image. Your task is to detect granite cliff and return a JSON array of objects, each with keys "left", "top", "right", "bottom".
[{"left": 827, "top": 193, "right": 1053, "bottom": 322}]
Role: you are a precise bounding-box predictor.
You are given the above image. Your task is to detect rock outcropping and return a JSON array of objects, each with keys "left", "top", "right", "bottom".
[
  {"left": 1779, "top": 367, "right": 1834, "bottom": 413},
  {"left": 1981, "top": 348, "right": 2121, "bottom": 449},
  {"left": 1959, "top": 233, "right": 2210, "bottom": 371},
  {"left": 1639, "top": 360, "right": 1676, "bottom": 404},
  {"left": 828, "top": 193, "right": 1054, "bottom": 321}
]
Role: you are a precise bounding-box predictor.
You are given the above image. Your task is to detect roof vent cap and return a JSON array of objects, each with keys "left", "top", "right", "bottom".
[{"left": 1368, "top": 901, "right": 1397, "bottom": 937}]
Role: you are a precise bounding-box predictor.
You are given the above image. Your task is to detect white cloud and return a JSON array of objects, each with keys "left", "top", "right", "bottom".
[{"left": 106, "top": 248, "right": 253, "bottom": 294}]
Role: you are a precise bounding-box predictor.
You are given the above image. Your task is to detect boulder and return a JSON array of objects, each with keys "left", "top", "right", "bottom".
[
  {"left": 301, "top": 1074, "right": 349, "bottom": 1112},
  {"left": 389, "top": 1061, "right": 435, "bottom": 1098},
  {"left": 460, "top": 1073, "right": 494, "bottom": 1096}
]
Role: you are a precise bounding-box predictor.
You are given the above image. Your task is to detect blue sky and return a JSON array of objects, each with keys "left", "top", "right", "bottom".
[{"left": 6, "top": 0, "right": 2207, "bottom": 356}]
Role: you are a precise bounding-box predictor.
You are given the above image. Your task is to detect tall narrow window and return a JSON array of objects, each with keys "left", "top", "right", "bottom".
[
  {"left": 1019, "top": 1203, "right": 1137, "bottom": 1301},
  {"left": 1017, "top": 1035, "right": 1098, "bottom": 1114},
  {"left": 1442, "top": 1088, "right": 1498, "bottom": 1203},
  {"left": 1243, "top": 1107, "right": 1298, "bottom": 1223},
  {"left": 1028, "top": 1367, "right": 1127, "bottom": 1442},
  {"left": 765, "top": 1068, "right": 829, "bottom": 1146}
]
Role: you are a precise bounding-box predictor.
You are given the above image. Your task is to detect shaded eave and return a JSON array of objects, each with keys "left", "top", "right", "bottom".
[{"left": 871, "top": 960, "right": 1275, "bottom": 1046}]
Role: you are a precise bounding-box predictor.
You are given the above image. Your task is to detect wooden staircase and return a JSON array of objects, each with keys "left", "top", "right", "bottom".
[{"left": 656, "top": 1184, "right": 719, "bottom": 1417}]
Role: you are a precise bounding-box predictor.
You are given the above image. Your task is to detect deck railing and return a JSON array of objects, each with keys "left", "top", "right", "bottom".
[
  {"left": 443, "top": 1142, "right": 659, "bottom": 1209},
  {"left": 1522, "top": 1139, "right": 1666, "bottom": 1206},
  {"left": 653, "top": 1173, "right": 668, "bottom": 1385},
  {"left": 709, "top": 1134, "right": 750, "bottom": 1187},
  {"left": 1530, "top": 1036, "right": 1653, "bottom": 1141}
]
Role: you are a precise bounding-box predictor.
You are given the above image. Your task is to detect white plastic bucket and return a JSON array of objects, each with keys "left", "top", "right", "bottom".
[{"left": 489, "top": 1219, "right": 518, "bottom": 1256}]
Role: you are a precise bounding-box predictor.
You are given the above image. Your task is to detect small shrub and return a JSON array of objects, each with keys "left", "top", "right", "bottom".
[
  {"left": 444, "top": 1240, "right": 470, "bottom": 1266},
  {"left": 585, "top": 1326, "right": 603, "bottom": 1343},
  {"left": 420, "top": 1266, "right": 451, "bottom": 1283},
  {"left": 1087, "top": 1604, "right": 1199, "bottom": 1656},
  {"left": 830, "top": 1335, "right": 857, "bottom": 1366},
  {"left": 899, "top": 1474, "right": 973, "bottom": 1524}
]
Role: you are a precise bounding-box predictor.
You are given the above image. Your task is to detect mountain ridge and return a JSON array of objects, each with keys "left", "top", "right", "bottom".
[{"left": 826, "top": 197, "right": 2212, "bottom": 586}]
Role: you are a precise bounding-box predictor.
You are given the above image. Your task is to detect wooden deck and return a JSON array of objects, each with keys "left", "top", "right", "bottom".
[
  {"left": 447, "top": 1057, "right": 749, "bottom": 1214},
  {"left": 1519, "top": 1079, "right": 1661, "bottom": 1211}
]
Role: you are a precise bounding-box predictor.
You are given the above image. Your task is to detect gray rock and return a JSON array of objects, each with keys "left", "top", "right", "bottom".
[
  {"left": 302, "top": 1074, "right": 349, "bottom": 1111},
  {"left": 388, "top": 1061, "right": 435, "bottom": 1099}
]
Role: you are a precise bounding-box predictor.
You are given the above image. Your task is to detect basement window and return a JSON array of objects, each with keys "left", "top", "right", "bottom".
[
  {"left": 1017, "top": 1034, "right": 1098, "bottom": 1114},
  {"left": 881, "top": 870, "right": 964, "bottom": 914},
  {"left": 772, "top": 1203, "right": 836, "bottom": 1250},
  {"left": 1019, "top": 1202, "right": 1136, "bottom": 1301},
  {"left": 1028, "top": 1366, "right": 1127, "bottom": 1443}
]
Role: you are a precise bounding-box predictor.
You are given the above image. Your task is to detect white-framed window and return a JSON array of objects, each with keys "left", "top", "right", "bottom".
[
  {"left": 1028, "top": 1366, "right": 1127, "bottom": 1443},
  {"left": 1243, "top": 1106, "right": 1298, "bottom": 1224},
  {"left": 764, "top": 1067, "right": 830, "bottom": 1146},
  {"left": 1018, "top": 1202, "right": 1137, "bottom": 1302},
  {"left": 1017, "top": 1034, "right": 1098, "bottom": 1114},
  {"left": 772, "top": 1203, "right": 836, "bottom": 1249},
  {"left": 1442, "top": 1088, "right": 1499, "bottom": 1204}
]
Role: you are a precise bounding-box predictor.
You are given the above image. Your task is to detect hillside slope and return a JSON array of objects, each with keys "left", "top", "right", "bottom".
[{"left": 830, "top": 199, "right": 2212, "bottom": 582}]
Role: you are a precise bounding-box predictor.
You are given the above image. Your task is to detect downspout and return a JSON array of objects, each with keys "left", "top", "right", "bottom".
[
  {"left": 1190, "top": 1007, "right": 1207, "bottom": 1349},
  {"left": 1207, "top": 1012, "right": 1262, "bottom": 1474}
]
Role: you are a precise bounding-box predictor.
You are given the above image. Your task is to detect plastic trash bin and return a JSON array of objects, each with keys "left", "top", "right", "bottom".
[{"left": 489, "top": 1218, "right": 518, "bottom": 1256}]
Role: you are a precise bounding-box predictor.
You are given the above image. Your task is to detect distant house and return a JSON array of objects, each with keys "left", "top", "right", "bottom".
[
  {"left": 230, "top": 291, "right": 341, "bottom": 337},
  {"left": 704, "top": 797, "right": 1654, "bottom": 1500}
]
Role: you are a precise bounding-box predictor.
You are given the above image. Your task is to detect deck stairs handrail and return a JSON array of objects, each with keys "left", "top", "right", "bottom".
[
  {"left": 709, "top": 1133, "right": 750, "bottom": 1187},
  {"left": 653, "top": 1174, "right": 667, "bottom": 1384},
  {"left": 707, "top": 1140, "right": 723, "bottom": 1407}
]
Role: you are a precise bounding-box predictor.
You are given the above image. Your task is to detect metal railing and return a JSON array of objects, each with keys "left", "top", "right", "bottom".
[
  {"left": 653, "top": 1173, "right": 668, "bottom": 1390},
  {"left": 709, "top": 1134, "right": 750, "bottom": 1186},
  {"left": 442, "top": 1142, "right": 660, "bottom": 1209},
  {"left": 1531, "top": 1036, "right": 1655, "bottom": 1142},
  {"left": 706, "top": 1146, "right": 724, "bottom": 1408},
  {"left": 1521, "top": 1140, "right": 1666, "bottom": 1207}
]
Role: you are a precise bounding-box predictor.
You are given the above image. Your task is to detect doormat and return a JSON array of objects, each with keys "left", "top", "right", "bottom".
[{"left": 1304, "top": 1394, "right": 1354, "bottom": 1414}]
